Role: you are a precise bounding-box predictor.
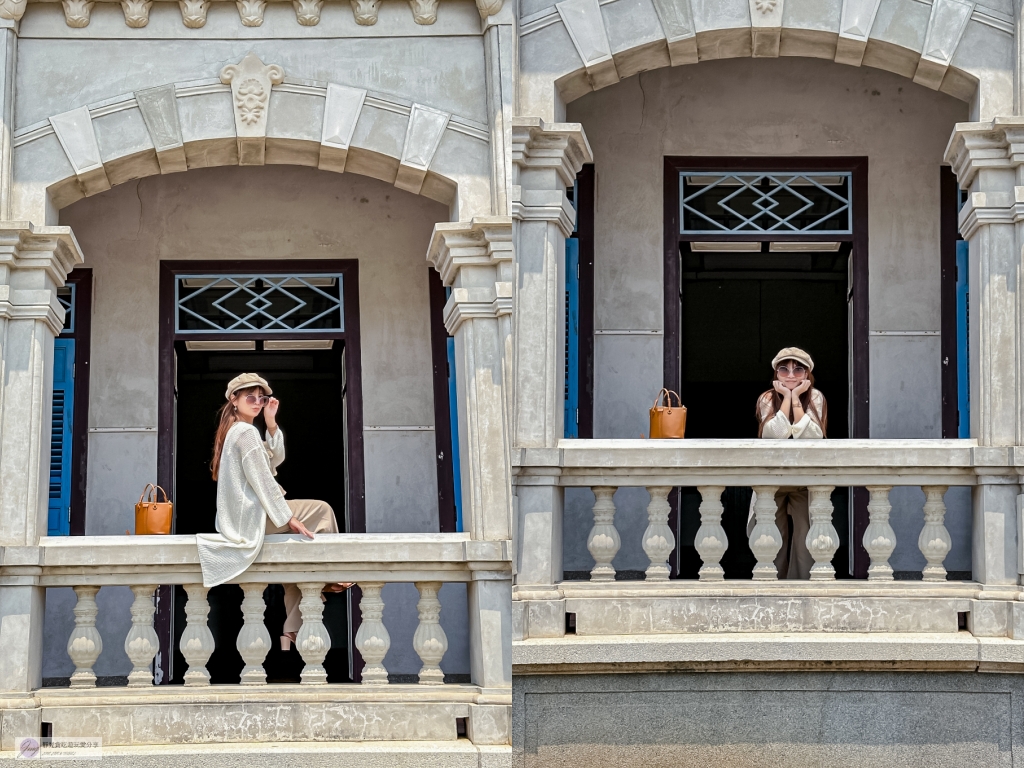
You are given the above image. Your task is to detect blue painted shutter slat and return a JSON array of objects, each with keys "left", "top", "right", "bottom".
[
  {"left": 564, "top": 238, "right": 580, "bottom": 439},
  {"left": 955, "top": 239, "right": 970, "bottom": 439},
  {"left": 48, "top": 338, "right": 75, "bottom": 536},
  {"left": 446, "top": 336, "right": 463, "bottom": 533}
]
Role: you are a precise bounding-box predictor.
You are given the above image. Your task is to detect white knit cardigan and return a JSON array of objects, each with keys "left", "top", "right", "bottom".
[{"left": 196, "top": 422, "right": 292, "bottom": 588}]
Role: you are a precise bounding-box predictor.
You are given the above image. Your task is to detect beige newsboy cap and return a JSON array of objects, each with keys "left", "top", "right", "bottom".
[
  {"left": 771, "top": 347, "right": 814, "bottom": 372},
  {"left": 225, "top": 373, "right": 273, "bottom": 400}
]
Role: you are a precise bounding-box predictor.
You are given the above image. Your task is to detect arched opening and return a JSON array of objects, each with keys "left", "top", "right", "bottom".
[
  {"left": 560, "top": 56, "right": 972, "bottom": 581},
  {"left": 43, "top": 164, "right": 470, "bottom": 686}
]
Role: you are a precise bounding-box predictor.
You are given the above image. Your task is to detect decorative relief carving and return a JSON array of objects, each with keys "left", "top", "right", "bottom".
[
  {"left": 220, "top": 53, "right": 283, "bottom": 165},
  {"left": 408, "top": 0, "right": 438, "bottom": 24},
  {"left": 292, "top": 0, "right": 322, "bottom": 24},
  {"left": 178, "top": 0, "right": 210, "bottom": 27},
  {"left": 0, "top": 0, "right": 26, "bottom": 21},
  {"left": 753, "top": 0, "right": 776, "bottom": 11},
  {"left": 235, "top": 0, "right": 266, "bottom": 25},
  {"left": 120, "top": 0, "right": 153, "bottom": 27},
  {"left": 61, "top": 0, "right": 94, "bottom": 27},
  {"left": 475, "top": 0, "right": 501, "bottom": 17},
  {"left": 350, "top": 0, "right": 380, "bottom": 25}
]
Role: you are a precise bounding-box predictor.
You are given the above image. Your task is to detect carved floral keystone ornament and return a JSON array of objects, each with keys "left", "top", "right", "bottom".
[{"left": 220, "top": 53, "right": 284, "bottom": 165}]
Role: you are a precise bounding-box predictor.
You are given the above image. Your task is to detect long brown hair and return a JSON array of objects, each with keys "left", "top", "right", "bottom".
[
  {"left": 210, "top": 385, "right": 263, "bottom": 481},
  {"left": 756, "top": 369, "right": 828, "bottom": 437}
]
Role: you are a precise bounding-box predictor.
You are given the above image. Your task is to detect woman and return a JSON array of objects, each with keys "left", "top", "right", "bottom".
[
  {"left": 195, "top": 373, "right": 348, "bottom": 652},
  {"left": 747, "top": 347, "right": 827, "bottom": 580}
]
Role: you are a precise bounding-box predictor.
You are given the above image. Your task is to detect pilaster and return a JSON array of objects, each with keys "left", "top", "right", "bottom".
[
  {"left": 0, "top": 223, "right": 83, "bottom": 698},
  {"left": 427, "top": 217, "right": 513, "bottom": 543},
  {"left": 945, "top": 120, "right": 1024, "bottom": 586},
  {"left": 510, "top": 117, "right": 591, "bottom": 450}
]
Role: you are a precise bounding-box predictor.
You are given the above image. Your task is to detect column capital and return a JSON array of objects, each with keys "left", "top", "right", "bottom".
[
  {"left": 0, "top": 222, "right": 84, "bottom": 335},
  {"left": 427, "top": 217, "right": 512, "bottom": 334},
  {"left": 945, "top": 118, "right": 1024, "bottom": 188},
  {"left": 511, "top": 117, "right": 593, "bottom": 188}
]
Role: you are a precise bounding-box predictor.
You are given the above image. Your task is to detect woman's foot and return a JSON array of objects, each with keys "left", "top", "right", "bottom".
[
  {"left": 280, "top": 631, "right": 297, "bottom": 651},
  {"left": 323, "top": 582, "right": 353, "bottom": 593}
]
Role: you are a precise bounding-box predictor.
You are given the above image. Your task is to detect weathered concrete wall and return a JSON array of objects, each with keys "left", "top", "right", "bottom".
[
  {"left": 514, "top": 671, "right": 1024, "bottom": 767},
  {"left": 563, "top": 57, "right": 971, "bottom": 575},
  {"left": 42, "top": 164, "right": 470, "bottom": 679}
]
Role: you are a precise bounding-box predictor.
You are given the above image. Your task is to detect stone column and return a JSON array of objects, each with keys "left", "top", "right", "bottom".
[
  {"left": 467, "top": 570, "right": 511, "bottom": 691},
  {"left": 508, "top": 120, "right": 591, "bottom": 608},
  {"left": 946, "top": 122, "right": 1024, "bottom": 589},
  {"left": 510, "top": 117, "right": 591, "bottom": 449},
  {"left": 0, "top": 225, "right": 83, "bottom": 708},
  {"left": 427, "top": 218, "right": 513, "bottom": 543}
]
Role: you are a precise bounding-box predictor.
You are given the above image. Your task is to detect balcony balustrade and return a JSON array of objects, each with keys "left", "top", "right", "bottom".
[
  {"left": 0, "top": 533, "right": 511, "bottom": 748},
  {"left": 513, "top": 439, "right": 1024, "bottom": 662}
]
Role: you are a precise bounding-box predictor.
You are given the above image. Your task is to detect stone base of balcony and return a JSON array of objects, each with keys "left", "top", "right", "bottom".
[
  {"left": 0, "top": 740, "right": 511, "bottom": 766},
  {"left": 514, "top": 581, "right": 1024, "bottom": 640},
  {"left": 0, "top": 686, "right": 511, "bottom": 750},
  {"left": 512, "top": 632, "right": 1024, "bottom": 675}
]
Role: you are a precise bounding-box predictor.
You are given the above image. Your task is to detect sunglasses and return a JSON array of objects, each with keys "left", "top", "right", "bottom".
[
  {"left": 776, "top": 365, "right": 807, "bottom": 376},
  {"left": 243, "top": 394, "right": 270, "bottom": 406}
]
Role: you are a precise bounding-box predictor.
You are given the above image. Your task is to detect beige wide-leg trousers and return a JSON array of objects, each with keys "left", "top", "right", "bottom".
[
  {"left": 265, "top": 499, "right": 339, "bottom": 634},
  {"left": 746, "top": 487, "right": 814, "bottom": 580}
]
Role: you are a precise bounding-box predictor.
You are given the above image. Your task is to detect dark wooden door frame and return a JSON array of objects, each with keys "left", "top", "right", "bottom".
[
  {"left": 65, "top": 268, "right": 92, "bottom": 537},
  {"left": 940, "top": 166, "right": 960, "bottom": 439},
  {"left": 428, "top": 268, "right": 458, "bottom": 533},
  {"left": 662, "top": 156, "right": 871, "bottom": 577},
  {"left": 156, "top": 259, "right": 366, "bottom": 683},
  {"left": 575, "top": 164, "right": 597, "bottom": 439}
]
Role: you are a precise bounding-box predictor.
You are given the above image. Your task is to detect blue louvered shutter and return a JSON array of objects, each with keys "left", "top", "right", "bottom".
[
  {"left": 48, "top": 338, "right": 75, "bottom": 536},
  {"left": 955, "top": 239, "right": 970, "bottom": 439},
  {"left": 445, "top": 287, "right": 464, "bottom": 533},
  {"left": 564, "top": 237, "right": 580, "bottom": 438}
]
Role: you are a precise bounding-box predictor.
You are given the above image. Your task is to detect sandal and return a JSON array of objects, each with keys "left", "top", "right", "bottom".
[
  {"left": 323, "top": 582, "right": 354, "bottom": 593},
  {"left": 280, "top": 631, "right": 297, "bottom": 651}
]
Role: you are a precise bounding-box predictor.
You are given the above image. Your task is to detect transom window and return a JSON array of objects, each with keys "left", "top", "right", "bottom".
[
  {"left": 680, "top": 172, "right": 853, "bottom": 235},
  {"left": 175, "top": 274, "right": 344, "bottom": 334},
  {"left": 57, "top": 284, "right": 75, "bottom": 334}
]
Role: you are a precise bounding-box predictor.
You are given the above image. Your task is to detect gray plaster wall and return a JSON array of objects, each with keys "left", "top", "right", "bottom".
[
  {"left": 42, "top": 164, "right": 470, "bottom": 679},
  {"left": 14, "top": 7, "right": 488, "bottom": 130},
  {"left": 514, "top": 670, "right": 1024, "bottom": 767},
  {"left": 563, "top": 56, "right": 972, "bottom": 576}
]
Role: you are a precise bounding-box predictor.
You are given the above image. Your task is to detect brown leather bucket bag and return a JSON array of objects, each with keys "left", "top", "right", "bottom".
[
  {"left": 135, "top": 484, "right": 173, "bottom": 535},
  {"left": 649, "top": 388, "right": 687, "bottom": 439}
]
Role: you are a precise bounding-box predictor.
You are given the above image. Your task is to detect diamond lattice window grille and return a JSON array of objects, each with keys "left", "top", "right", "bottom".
[
  {"left": 57, "top": 284, "right": 75, "bottom": 335},
  {"left": 680, "top": 172, "right": 853, "bottom": 235},
  {"left": 175, "top": 274, "right": 344, "bottom": 334}
]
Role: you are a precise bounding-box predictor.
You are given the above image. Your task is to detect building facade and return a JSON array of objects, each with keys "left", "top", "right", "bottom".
[
  {"left": 3, "top": 0, "right": 1024, "bottom": 764},
  {"left": 512, "top": 0, "right": 1024, "bottom": 766}
]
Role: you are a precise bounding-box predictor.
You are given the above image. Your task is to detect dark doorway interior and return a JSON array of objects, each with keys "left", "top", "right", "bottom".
[
  {"left": 170, "top": 342, "right": 352, "bottom": 684},
  {"left": 674, "top": 243, "right": 852, "bottom": 579}
]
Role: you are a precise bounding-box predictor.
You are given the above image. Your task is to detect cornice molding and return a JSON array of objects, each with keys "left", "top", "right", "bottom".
[
  {"left": 427, "top": 216, "right": 512, "bottom": 286},
  {"left": 0, "top": 222, "right": 85, "bottom": 334},
  {"left": 944, "top": 118, "right": 1024, "bottom": 187},
  {"left": 511, "top": 117, "right": 593, "bottom": 188}
]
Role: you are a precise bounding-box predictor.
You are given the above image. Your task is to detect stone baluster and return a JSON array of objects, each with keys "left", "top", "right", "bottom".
[
  {"left": 124, "top": 585, "right": 159, "bottom": 687},
  {"left": 67, "top": 586, "right": 102, "bottom": 688},
  {"left": 642, "top": 487, "right": 675, "bottom": 581},
  {"left": 863, "top": 486, "right": 896, "bottom": 581},
  {"left": 805, "top": 486, "right": 839, "bottom": 581},
  {"left": 236, "top": 583, "right": 271, "bottom": 685},
  {"left": 179, "top": 584, "right": 214, "bottom": 686},
  {"left": 919, "top": 485, "right": 952, "bottom": 582},
  {"left": 748, "top": 486, "right": 782, "bottom": 580},
  {"left": 587, "top": 486, "right": 620, "bottom": 581},
  {"left": 694, "top": 486, "right": 727, "bottom": 581},
  {"left": 413, "top": 581, "right": 448, "bottom": 685},
  {"left": 296, "top": 582, "right": 331, "bottom": 685},
  {"left": 355, "top": 582, "right": 390, "bottom": 685}
]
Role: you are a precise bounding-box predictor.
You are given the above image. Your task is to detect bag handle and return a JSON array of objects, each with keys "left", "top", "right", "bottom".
[
  {"left": 138, "top": 484, "right": 169, "bottom": 504},
  {"left": 138, "top": 483, "right": 155, "bottom": 504},
  {"left": 652, "top": 388, "right": 682, "bottom": 409}
]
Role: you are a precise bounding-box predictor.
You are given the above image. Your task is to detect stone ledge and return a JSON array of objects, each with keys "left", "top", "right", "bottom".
[
  {"left": 0, "top": 740, "right": 510, "bottom": 767},
  {"left": 512, "top": 633, "right": 1024, "bottom": 673}
]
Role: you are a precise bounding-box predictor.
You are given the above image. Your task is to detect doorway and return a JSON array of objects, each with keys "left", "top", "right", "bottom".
[
  {"left": 156, "top": 260, "right": 365, "bottom": 683},
  {"left": 662, "top": 158, "right": 870, "bottom": 579},
  {"left": 170, "top": 342, "right": 351, "bottom": 683}
]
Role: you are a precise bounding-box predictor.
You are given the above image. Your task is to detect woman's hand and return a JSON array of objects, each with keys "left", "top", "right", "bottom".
[
  {"left": 772, "top": 381, "right": 791, "bottom": 397},
  {"left": 265, "top": 397, "right": 280, "bottom": 433},
  {"left": 792, "top": 380, "right": 811, "bottom": 397},
  {"left": 287, "top": 516, "right": 314, "bottom": 539}
]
